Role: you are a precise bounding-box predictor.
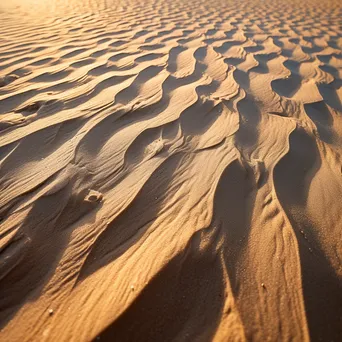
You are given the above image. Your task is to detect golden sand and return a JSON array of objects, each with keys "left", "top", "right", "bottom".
[{"left": 0, "top": 0, "right": 341, "bottom": 341}]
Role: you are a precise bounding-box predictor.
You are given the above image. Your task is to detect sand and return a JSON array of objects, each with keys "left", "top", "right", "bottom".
[{"left": 0, "top": 0, "right": 341, "bottom": 341}]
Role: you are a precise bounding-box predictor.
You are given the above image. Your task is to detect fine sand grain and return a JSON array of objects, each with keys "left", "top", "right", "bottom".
[{"left": 0, "top": 0, "right": 341, "bottom": 341}]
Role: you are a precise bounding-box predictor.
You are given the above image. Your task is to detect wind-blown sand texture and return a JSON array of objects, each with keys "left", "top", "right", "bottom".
[{"left": 0, "top": 0, "right": 342, "bottom": 341}]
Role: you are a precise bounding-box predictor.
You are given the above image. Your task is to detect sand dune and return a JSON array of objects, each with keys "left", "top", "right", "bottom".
[{"left": 0, "top": 0, "right": 341, "bottom": 341}]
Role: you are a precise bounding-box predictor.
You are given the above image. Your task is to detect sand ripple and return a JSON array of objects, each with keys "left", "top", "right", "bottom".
[{"left": 0, "top": 0, "right": 341, "bottom": 341}]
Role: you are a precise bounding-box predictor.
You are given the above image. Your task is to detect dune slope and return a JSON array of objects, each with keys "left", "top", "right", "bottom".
[{"left": 0, "top": 0, "right": 341, "bottom": 341}]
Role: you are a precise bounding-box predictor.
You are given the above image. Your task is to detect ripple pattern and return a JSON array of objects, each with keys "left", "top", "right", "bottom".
[{"left": 0, "top": 0, "right": 341, "bottom": 341}]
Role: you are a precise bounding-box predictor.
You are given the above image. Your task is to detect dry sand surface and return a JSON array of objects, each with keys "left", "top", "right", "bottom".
[{"left": 0, "top": 0, "right": 342, "bottom": 341}]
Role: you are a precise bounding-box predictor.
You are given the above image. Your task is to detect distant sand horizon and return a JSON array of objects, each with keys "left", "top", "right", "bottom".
[{"left": 0, "top": 0, "right": 341, "bottom": 341}]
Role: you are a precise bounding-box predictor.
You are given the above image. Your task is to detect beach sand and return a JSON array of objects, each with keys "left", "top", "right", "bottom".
[{"left": 0, "top": 0, "right": 341, "bottom": 341}]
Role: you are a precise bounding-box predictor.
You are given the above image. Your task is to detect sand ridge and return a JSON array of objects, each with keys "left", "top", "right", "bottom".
[{"left": 0, "top": 0, "right": 341, "bottom": 341}]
